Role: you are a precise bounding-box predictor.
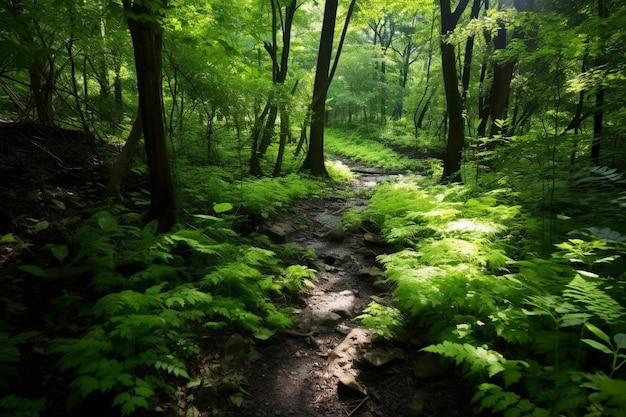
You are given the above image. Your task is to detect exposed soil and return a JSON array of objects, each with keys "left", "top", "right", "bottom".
[{"left": 228, "top": 169, "right": 476, "bottom": 417}]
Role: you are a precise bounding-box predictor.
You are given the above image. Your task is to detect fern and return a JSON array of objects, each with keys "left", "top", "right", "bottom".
[
  {"left": 572, "top": 166, "right": 626, "bottom": 188},
  {"left": 563, "top": 275, "right": 625, "bottom": 325},
  {"left": 357, "top": 302, "right": 404, "bottom": 339},
  {"left": 423, "top": 341, "right": 507, "bottom": 378},
  {"left": 472, "top": 383, "right": 550, "bottom": 417}
]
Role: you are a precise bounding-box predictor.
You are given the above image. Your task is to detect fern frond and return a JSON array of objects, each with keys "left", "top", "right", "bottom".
[
  {"left": 563, "top": 275, "right": 625, "bottom": 324},
  {"left": 423, "top": 341, "right": 506, "bottom": 378}
]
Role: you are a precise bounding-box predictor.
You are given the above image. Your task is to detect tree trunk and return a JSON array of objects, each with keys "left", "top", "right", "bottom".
[
  {"left": 105, "top": 113, "right": 143, "bottom": 198},
  {"left": 485, "top": 0, "right": 535, "bottom": 140},
  {"left": 301, "top": 0, "right": 337, "bottom": 176},
  {"left": 461, "top": 0, "right": 482, "bottom": 103},
  {"left": 258, "top": 104, "right": 278, "bottom": 155},
  {"left": 440, "top": 42, "right": 465, "bottom": 182},
  {"left": 591, "top": 0, "right": 608, "bottom": 165},
  {"left": 300, "top": 0, "right": 356, "bottom": 177},
  {"left": 488, "top": 23, "right": 516, "bottom": 138},
  {"left": 29, "top": 55, "right": 55, "bottom": 125},
  {"left": 273, "top": 105, "right": 289, "bottom": 177},
  {"left": 249, "top": 102, "right": 271, "bottom": 176},
  {"left": 125, "top": 0, "right": 176, "bottom": 232},
  {"left": 439, "top": 0, "right": 470, "bottom": 183}
]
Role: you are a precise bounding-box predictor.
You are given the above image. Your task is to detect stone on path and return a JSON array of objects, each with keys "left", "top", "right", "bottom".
[
  {"left": 263, "top": 222, "right": 296, "bottom": 241},
  {"left": 337, "top": 372, "right": 368, "bottom": 396},
  {"left": 360, "top": 347, "right": 396, "bottom": 368}
]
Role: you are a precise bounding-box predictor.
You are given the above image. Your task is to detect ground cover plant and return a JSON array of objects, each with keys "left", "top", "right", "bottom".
[
  {"left": 2, "top": 0, "right": 626, "bottom": 415},
  {"left": 325, "top": 127, "right": 441, "bottom": 175},
  {"left": 352, "top": 138, "right": 626, "bottom": 417},
  {"left": 0, "top": 144, "right": 340, "bottom": 416}
]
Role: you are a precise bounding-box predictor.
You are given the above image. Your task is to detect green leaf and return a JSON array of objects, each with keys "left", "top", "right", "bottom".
[
  {"left": 0, "top": 233, "right": 15, "bottom": 243},
  {"left": 229, "top": 392, "right": 244, "bottom": 407},
  {"left": 120, "top": 400, "right": 136, "bottom": 416},
  {"left": 585, "top": 322, "right": 611, "bottom": 344},
  {"left": 72, "top": 375, "right": 100, "bottom": 398},
  {"left": 582, "top": 339, "right": 613, "bottom": 355},
  {"left": 532, "top": 408, "right": 550, "bottom": 417},
  {"left": 213, "top": 202, "right": 233, "bottom": 213},
  {"left": 193, "top": 214, "right": 222, "bottom": 222},
  {"left": 33, "top": 220, "right": 49, "bottom": 232},
  {"left": 253, "top": 327, "right": 276, "bottom": 340},
  {"left": 614, "top": 333, "right": 626, "bottom": 349},
  {"left": 50, "top": 245, "right": 69, "bottom": 261},
  {"left": 113, "top": 392, "right": 132, "bottom": 407},
  {"left": 96, "top": 212, "right": 118, "bottom": 232},
  {"left": 19, "top": 265, "right": 46, "bottom": 277},
  {"left": 117, "top": 373, "right": 134, "bottom": 387}
]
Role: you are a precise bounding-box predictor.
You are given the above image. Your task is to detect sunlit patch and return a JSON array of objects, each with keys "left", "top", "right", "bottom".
[{"left": 444, "top": 218, "right": 505, "bottom": 236}]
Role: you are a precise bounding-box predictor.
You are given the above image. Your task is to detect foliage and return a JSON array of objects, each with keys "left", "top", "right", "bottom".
[
  {"left": 358, "top": 165, "right": 626, "bottom": 416},
  {"left": 1, "top": 202, "right": 319, "bottom": 415},
  {"left": 357, "top": 302, "right": 404, "bottom": 340},
  {"left": 325, "top": 128, "right": 431, "bottom": 172}
]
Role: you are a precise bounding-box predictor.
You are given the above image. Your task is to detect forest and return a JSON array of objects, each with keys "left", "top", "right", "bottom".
[{"left": 1, "top": 0, "right": 625, "bottom": 416}]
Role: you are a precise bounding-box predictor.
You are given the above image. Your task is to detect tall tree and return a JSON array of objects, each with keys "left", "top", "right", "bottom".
[
  {"left": 300, "top": 0, "right": 356, "bottom": 177},
  {"left": 439, "top": 0, "right": 470, "bottom": 182},
  {"left": 250, "top": 0, "right": 298, "bottom": 176},
  {"left": 6, "top": 0, "right": 56, "bottom": 125},
  {"left": 122, "top": 0, "right": 176, "bottom": 232},
  {"left": 591, "top": 0, "right": 609, "bottom": 165}
]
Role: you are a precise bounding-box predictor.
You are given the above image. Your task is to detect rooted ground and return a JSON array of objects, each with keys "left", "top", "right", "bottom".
[{"left": 226, "top": 169, "right": 475, "bottom": 417}]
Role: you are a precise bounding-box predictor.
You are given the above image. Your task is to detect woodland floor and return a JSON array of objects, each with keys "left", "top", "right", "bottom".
[
  {"left": 0, "top": 124, "right": 476, "bottom": 417},
  {"left": 221, "top": 167, "right": 476, "bottom": 417}
]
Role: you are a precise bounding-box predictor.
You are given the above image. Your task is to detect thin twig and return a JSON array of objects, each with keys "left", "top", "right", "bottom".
[{"left": 348, "top": 395, "right": 369, "bottom": 416}]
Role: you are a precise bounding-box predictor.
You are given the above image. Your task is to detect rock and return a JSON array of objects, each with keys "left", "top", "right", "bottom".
[
  {"left": 412, "top": 354, "right": 447, "bottom": 379},
  {"left": 407, "top": 391, "right": 429, "bottom": 417},
  {"left": 332, "top": 308, "right": 353, "bottom": 319},
  {"left": 363, "top": 232, "right": 382, "bottom": 244},
  {"left": 360, "top": 347, "right": 395, "bottom": 368},
  {"left": 325, "top": 224, "right": 346, "bottom": 242},
  {"left": 358, "top": 266, "right": 385, "bottom": 279},
  {"left": 264, "top": 222, "right": 296, "bottom": 241},
  {"left": 372, "top": 280, "right": 389, "bottom": 293},
  {"left": 328, "top": 328, "right": 375, "bottom": 378},
  {"left": 330, "top": 328, "right": 374, "bottom": 359},
  {"left": 321, "top": 312, "right": 343, "bottom": 326},
  {"left": 337, "top": 372, "right": 367, "bottom": 396}
]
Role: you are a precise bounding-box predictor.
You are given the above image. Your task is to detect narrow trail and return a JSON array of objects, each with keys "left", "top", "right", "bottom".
[{"left": 229, "top": 169, "right": 474, "bottom": 417}]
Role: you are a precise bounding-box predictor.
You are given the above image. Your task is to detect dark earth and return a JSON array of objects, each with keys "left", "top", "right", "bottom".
[
  {"left": 219, "top": 168, "right": 476, "bottom": 417},
  {"left": 0, "top": 123, "right": 475, "bottom": 417}
]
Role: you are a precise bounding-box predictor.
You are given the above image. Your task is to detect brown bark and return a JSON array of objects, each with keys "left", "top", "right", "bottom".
[
  {"left": 301, "top": 0, "right": 357, "bottom": 177},
  {"left": 124, "top": 0, "right": 176, "bottom": 232},
  {"left": 439, "top": 0, "right": 470, "bottom": 183},
  {"left": 300, "top": 0, "right": 337, "bottom": 178},
  {"left": 104, "top": 113, "right": 143, "bottom": 198}
]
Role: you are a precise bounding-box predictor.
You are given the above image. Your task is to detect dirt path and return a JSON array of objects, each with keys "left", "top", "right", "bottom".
[{"left": 231, "top": 170, "right": 474, "bottom": 417}]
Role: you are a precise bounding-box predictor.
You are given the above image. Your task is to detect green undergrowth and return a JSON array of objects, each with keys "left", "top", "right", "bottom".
[
  {"left": 1, "top": 163, "right": 342, "bottom": 416},
  {"left": 325, "top": 127, "right": 441, "bottom": 174},
  {"left": 354, "top": 170, "right": 626, "bottom": 417},
  {"left": 177, "top": 160, "right": 352, "bottom": 221}
]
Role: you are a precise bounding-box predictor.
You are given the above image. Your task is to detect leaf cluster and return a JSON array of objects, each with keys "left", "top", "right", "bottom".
[{"left": 357, "top": 168, "right": 626, "bottom": 417}]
